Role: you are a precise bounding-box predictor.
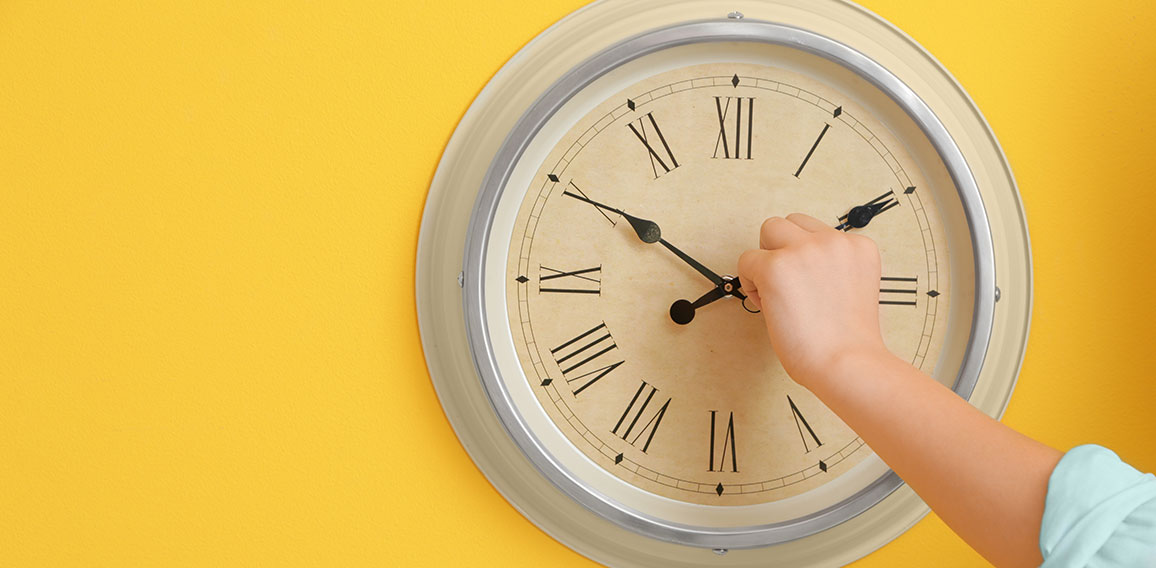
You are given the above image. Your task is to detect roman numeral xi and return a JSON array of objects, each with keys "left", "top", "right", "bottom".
[{"left": 627, "top": 112, "right": 680, "bottom": 179}]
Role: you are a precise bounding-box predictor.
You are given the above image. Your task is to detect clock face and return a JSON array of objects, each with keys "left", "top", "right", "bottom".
[
  {"left": 423, "top": 9, "right": 1023, "bottom": 561},
  {"left": 500, "top": 60, "right": 954, "bottom": 507}
]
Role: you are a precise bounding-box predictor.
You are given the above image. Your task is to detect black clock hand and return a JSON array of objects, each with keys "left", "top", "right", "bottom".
[
  {"left": 669, "top": 277, "right": 745, "bottom": 325},
  {"left": 835, "top": 190, "right": 899, "bottom": 231},
  {"left": 562, "top": 190, "right": 745, "bottom": 298},
  {"left": 562, "top": 190, "right": 661, "bottom": 243},
  {"left": 657, "top": 238, "right": 724, "bottom": 286}
]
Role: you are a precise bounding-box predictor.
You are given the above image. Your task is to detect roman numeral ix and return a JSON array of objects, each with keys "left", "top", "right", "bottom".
[
  {"left": 539, "top": 265, "right": 601, "bottom": 295},
  {"left": 613, "top": 381, "right": 671, "bottom": 453},
  {"left": 627, "top": 112, "right": 679, "bottom": 179},
  {"left": 713, "top": 96, "right": 754, "bottom": 160},
  {"left": 708, "top": 410, "right": 738, "bottom": 472},
  {"left": 550, "top": 322, "right": 624, "bottom": 396}
]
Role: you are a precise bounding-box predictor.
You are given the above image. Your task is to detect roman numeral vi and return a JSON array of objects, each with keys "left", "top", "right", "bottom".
[{"left": 708, "top": 410, "right": 738, "bottom": 472}]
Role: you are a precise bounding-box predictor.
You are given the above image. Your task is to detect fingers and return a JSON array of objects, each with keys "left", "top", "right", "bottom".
[
  {"left": 759, "top": 216, "right": 808, "bottom": 250},
  {"left": 785, "top": 212, "right": 837, "bottom": 233}
]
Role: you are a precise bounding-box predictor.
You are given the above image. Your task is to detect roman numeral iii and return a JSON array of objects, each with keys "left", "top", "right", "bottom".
[
  {"left": 627, "top": 112, "right": 680, "bottom": 178},
  {"left": 880, "top": 276, "right": 918, "bottom": 306},
  {"left": 539, "top": 265, "right": 601, "bottom": 295},
  {"left": 550, "top": 322, "right": 624, "bottom": 396},
  {"left": 713, "top": 96, "right": 754, "bottom": 160},
  {"left": 708, "top": 410, "right": 738, "bottom": 472},
  {"left": 612, "top": 381, "right": 671, "bottom": 453}
]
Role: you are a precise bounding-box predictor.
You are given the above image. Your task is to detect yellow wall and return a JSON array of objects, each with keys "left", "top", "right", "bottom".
[{"left": 1, "top": 1, "right": 1153, "bottom": 566}]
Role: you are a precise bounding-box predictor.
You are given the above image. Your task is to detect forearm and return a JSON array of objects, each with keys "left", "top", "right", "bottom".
[{"left": 805, "top": 349, "right": 1062, "bottom": 568}]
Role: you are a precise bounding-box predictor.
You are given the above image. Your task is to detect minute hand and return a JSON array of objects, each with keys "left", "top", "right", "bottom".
[
  {"left": 658, "top": 238, "right": 722, "bottom": 286},
  {"left": 561, "top": 190, "right": 741, "bottom": 296}
]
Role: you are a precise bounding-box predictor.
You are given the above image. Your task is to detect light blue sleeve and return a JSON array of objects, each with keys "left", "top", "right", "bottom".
[{"left": 1040, "top": 444, "right": 1156, "bottom": 567}]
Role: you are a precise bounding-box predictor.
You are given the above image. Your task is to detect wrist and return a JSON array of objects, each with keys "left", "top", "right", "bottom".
[{"left": 801, "top": 343, "right": 897, "bottom": 392}]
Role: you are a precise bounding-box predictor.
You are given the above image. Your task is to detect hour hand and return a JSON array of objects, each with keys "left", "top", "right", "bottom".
[
  {"left": 669, "top": 277, "right": 746, "bottom": 325},
  {"left": 835, "top": 190, "right": 899, "bottom": 231}
]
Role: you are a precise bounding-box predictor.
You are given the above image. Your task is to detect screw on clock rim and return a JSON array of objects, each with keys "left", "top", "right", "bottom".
[{"left": 460, "top": 17, "right": 996, "bottom": 550}]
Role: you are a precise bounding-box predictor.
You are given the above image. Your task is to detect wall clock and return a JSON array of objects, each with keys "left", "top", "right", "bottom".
[{"left": 416, "top": 0, "right": 1032, "bottom": 566}]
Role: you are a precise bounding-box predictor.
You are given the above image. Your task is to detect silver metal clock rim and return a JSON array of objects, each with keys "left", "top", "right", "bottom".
[{"left": 461, "top": 18, "right": 996, "bottom": 549}]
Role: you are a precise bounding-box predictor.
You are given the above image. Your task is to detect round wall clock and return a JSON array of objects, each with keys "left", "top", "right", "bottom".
[{"left": 416, "top": 1, "right": 1032, "bottom": 566}]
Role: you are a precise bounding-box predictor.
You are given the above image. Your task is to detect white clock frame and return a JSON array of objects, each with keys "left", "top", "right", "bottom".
[{"left": 416, "top": 1, "right": 1031, "bottom": 566}]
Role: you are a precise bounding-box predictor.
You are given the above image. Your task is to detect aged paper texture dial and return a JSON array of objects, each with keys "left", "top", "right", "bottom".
[{"left": 504, "top": 62, "right": 951, "bottom": 506}]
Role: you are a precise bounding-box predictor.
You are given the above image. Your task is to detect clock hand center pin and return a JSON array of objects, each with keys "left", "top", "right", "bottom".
[
  {"left": 670, "top": 276, "right": 750, "bottom": 325},
  {"left": 562, "top": 189, "right": 755, "bottom": 322}
]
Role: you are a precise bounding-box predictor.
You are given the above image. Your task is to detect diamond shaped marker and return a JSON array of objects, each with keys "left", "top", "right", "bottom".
[
  {"left": 819, "top": 460, "right": 828, "bottom": 473},
  {"left": 927, "top": 290, "right": 940, "bottom": 298},
  {"left": 833, "top": 106, "right": 843, "bottom": 118},
  {"left": 540, "top": 378, "right": 553, "bottom": 387},
  {"left": 547, "top": 174, "right": 559, "bottom": 183},
  {"left": 515, "top": 275, "right": 528, "bottom": 283},
  {"left": 614, "top": 453, "right": 624, "bottom": 465},
  {"left": 627, "top": 99, "right": 636, "bottom": 111},
  {"left": 716, "top": 483, "right": 725, "bottom": 496},
  {"left": 731, "top": 74, "right": 740, "bottom": 87},
  {"left": 904, "top": 186, "right": 917, "bottom": 194}
]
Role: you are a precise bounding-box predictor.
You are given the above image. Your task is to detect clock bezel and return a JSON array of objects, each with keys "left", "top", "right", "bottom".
[{"left": 460, "top": 18, "right": 996, "bottom": 549}]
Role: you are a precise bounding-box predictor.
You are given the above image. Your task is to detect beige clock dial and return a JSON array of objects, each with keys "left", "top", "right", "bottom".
[
  {"left": 420, "top": 2, "right": 1030, "bottom": 563},
  {"left": 504, "top": 62, "right": 951, "bottom": 506}
]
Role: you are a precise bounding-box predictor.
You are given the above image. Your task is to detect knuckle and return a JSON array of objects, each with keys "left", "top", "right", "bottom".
[{"left": 760, "top": 216, "right": 784, "bottom": 234}]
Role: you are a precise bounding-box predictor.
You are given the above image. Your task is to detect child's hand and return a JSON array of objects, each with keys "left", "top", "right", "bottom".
[{"left": 737, "top": 213, "right": 888, "bottom": 388}]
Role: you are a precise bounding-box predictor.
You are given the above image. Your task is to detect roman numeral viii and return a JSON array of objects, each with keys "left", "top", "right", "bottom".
[
  {"left": 713, "top": 96, "right": 754, "bottom": 160},
  {"left": 613, "top": 381, "right": 671, "bottom": 453},
  {"left": 627, "top": 112, "right": 679, "bottom": 179},
  {"left": 539, "top": 265, "right": 601, "bottom": 295},
  {"left": 550, "top": 322, "right": 624, "bottom": 396},
  {"left": 708, "top": 410, "right": 738, "bottom": 472}
]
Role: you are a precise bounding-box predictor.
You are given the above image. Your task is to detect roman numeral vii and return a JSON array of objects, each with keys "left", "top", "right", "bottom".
[{"left": 612, "top": 381, "right": 671, "bottom": 453}]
